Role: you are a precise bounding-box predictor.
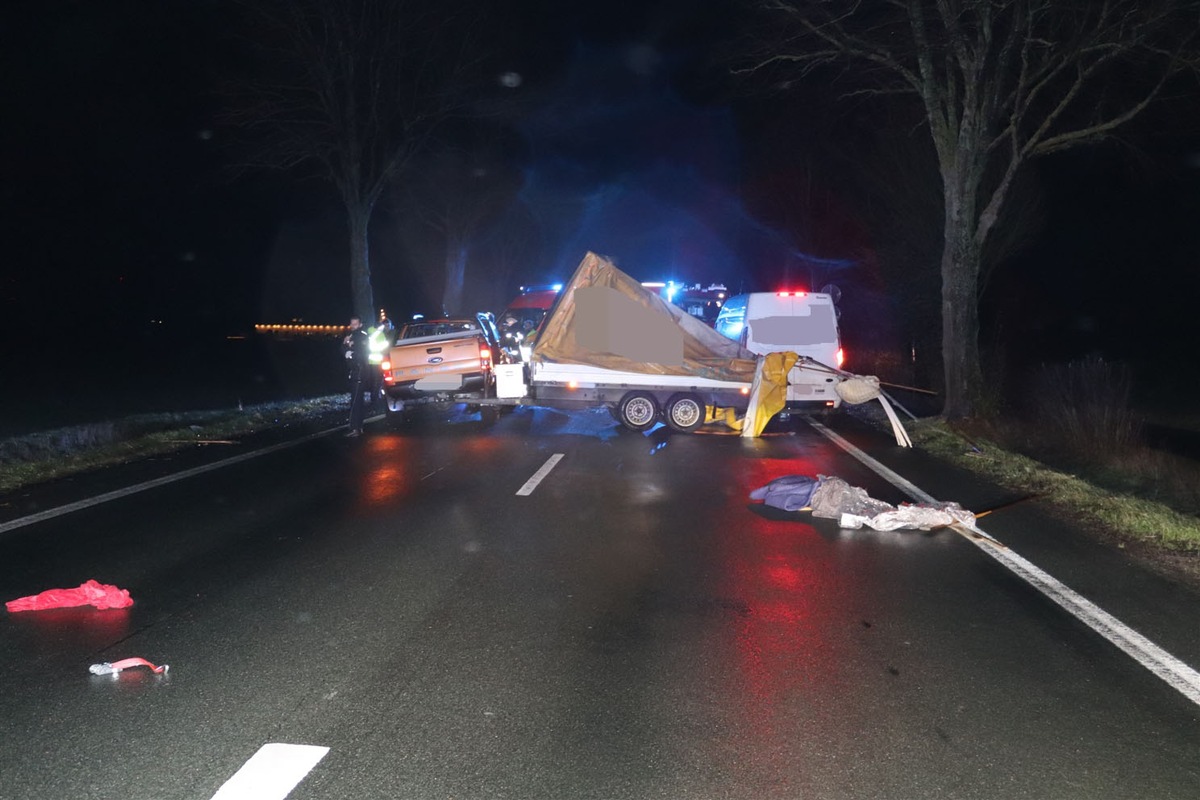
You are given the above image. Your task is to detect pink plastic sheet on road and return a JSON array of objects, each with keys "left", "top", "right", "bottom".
[{"left": 5, "top": 579, "right": 133, "bottom": 612}]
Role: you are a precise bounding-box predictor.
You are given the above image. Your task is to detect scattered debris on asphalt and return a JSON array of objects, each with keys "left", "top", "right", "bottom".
[
  {"left": 752, "top": 474, "right": 998, "bottom": 543},
  {"left": 5, "top": 579, "right": 134, "bottom": 612},
  {"left": 89, "top": 657, "right": 168, "bottom": 676},
  {"left": 748, "top": 474, "right": 821, "bottom": 511}
]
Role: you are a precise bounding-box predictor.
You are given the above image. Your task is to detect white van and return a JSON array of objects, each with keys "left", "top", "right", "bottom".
[{"left": 714, "top": 291, "right": 844, "bottom": 407}]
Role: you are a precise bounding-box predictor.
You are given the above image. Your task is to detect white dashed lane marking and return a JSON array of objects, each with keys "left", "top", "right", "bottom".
[
  {"left": 209, "top": 743, "right": 329, "bottom": 800},
  {"left": 516, "top": 454, "right": 564, "bottom": 496}
]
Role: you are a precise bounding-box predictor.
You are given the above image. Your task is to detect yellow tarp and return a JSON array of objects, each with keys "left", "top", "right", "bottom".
[
  {"left": 532, "top": 252, "right": 758, "bottom": 383},
  {"left": 741, "top": 352, "right": 799, "bottom": 438},
  {"left": 705, "top": 405, "right": 745, "bottom": 431}
]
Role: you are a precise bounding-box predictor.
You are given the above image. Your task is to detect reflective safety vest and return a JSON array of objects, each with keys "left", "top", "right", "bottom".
[{"left": 367, "top": 325, "right": 390, "bottom": 365}]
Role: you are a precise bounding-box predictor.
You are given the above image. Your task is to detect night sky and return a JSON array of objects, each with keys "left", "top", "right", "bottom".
[{"left": 4, "top": 0, "right": 1200, "bottom": 404}]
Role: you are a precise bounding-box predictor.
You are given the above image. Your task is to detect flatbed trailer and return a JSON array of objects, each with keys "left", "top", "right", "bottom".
[
  {"left": 483, "top": 361, "right": 752, "bottom": 433},
  {"left": 470, "top": 252, "right": 772, "bottom": 433}
]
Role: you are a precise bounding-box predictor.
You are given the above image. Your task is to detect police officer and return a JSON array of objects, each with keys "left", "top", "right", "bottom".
[
  {"left": 366, "top": 318, "right": 391, "bottom": 367},
  {"left": 365, "top": 315, "right": 393, "bottom": 410},
  {"left": 343, "top": 315, "right": 371, "bottom": 436}
]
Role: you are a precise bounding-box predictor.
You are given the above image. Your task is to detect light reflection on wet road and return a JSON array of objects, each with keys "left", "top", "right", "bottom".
[{"left": 0, "top": 406, "right": 1198, "bottom": 799}]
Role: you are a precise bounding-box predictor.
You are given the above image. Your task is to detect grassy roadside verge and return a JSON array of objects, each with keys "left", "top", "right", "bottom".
[
  {"left": 0, "top": 396, "right": 347, "bottom": 494},
  {"left": 902, "top": 416, "right": 1200, "bottom": 586}
]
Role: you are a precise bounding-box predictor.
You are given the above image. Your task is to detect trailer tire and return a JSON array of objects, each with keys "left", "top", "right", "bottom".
[
  {"left": 618, "top": 391, "right": 659, "bottom": 431},
  {"left": 664, "top": 393, "right": 705, "bottom": 433}
]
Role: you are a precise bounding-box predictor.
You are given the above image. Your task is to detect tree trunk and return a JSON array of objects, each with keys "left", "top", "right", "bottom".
[
  {"left": 441, "top": 239, "right": 467, "bottom": 316},
  {"left": 939, "top": 195, "right": 983, "bottom": 419},
  {"left": 347, "top": 202, "right": 376, "bottom": 323},
  {"left": 932, "top": 95, "right": 989, "bottom": 420}
]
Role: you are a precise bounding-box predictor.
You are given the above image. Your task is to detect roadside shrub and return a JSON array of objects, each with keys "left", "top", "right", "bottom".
[
  {"left": 0, "top": 396, "right": 347, "bottom": 493},
  {"left": 0, "top": 421, "right": 121, "bottom": 464},
  {"left": 0, "top": 411, "right": 236, "bottom": 466},
  {"left": 1026, "top": 356, "right": 1143, "bottom": 458}
]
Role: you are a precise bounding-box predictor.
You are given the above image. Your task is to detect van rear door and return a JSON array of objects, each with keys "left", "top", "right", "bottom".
[
  {"left": 744, "top": 293, "right": 839, "bottom": 361},
  {"left": 742, "top": 292, "right": 842, "bottom": 406}
]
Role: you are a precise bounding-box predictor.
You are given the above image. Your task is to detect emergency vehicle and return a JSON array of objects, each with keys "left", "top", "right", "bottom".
[{"left": 498, "top": 285, "right": 560, "bottom": 361}]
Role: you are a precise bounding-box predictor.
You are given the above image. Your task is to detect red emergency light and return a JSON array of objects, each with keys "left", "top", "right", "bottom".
[{"left": 776, "top": 290, "right": 807, "bottom": 297}]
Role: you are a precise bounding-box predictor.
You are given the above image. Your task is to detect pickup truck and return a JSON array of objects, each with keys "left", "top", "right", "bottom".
[{"left": 380, "top": 312, "right": 508, "bottom": 421}]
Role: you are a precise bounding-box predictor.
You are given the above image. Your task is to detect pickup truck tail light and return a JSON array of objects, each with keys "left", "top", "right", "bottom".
[
  {"left": 381, "top": 359, "right": 394, "bottom": 385},
  {"left": 480, "top": 346, "right": 493, "bottom": 372}
]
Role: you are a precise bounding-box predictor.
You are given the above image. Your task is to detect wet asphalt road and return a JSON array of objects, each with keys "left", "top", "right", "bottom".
[{"left": 1, "top": 406, "right": 1198, "bottom": 799}]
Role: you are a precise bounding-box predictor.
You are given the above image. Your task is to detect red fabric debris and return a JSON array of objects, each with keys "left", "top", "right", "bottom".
[
  {"left": 5, "top": 580, "right": 133, "bottom": 612},
  {"left": 90, "top": 657, "right": 167, "bottom": 676}
]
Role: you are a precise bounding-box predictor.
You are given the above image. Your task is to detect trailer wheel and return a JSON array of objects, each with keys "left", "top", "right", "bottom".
[
  {"left": 618, "top": 391, "right": 659, "bottom": 431},
  {"left": 664, "top": 393, "right": 705, "bottom": 433}
]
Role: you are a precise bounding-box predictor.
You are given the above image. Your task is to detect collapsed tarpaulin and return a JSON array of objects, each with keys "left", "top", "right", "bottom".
[
  {"left": 807, "top": 475, "right": 896, "bottom": 520},
  {"left": 741, "top": 352, "right": 799, "bottom": 438},
  {"left": 5, "top": 580, "right": 133, "bottom": 612},
  {"left": 705, "top": 405, "right": 744, "bottom": 431},
  {"left": 834, "top": 375, "right": 913, "bottom": 448},
  {"left": 751, "top": 474, "right": 983, "bottom": 534},
  {"left": 717, "top": 356, "right": 916, "bottom": 443},
  {"left": 749, "top": 474, "right": 819, "bottom": 511}
]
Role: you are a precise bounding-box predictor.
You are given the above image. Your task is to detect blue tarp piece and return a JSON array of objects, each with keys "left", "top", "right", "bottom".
[{"left": 749, "top": 475, "right": 820, "bottom": 511}]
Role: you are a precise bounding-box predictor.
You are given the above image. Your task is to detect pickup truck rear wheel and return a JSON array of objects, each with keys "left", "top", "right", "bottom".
[
  {"left": 618, "top": 391, "right": 659, "bottom": 431},
  {"left": 664, "top": 392, "right": 705, "bottom": 433}
]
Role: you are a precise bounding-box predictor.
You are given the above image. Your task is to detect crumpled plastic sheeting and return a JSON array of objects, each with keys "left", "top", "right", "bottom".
[
  {"left": 834, "top": 375, "right": 882, "bottom": 405},
  {"left": 839, "top": 502, "right": 979, "bottom": 532},
  {"left": 772, "top": 475, "right": 980, "bottom": 533},
  {"left": 808, "top": 475, "right": 896, "bottom": 520},
  {"left": 5, "top": 579, "right": 133, "bottom": 612}
]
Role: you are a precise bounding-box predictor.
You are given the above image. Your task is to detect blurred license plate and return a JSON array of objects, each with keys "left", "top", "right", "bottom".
[{"left": 415, "top": 375, "right": 463, "bottom": 391}]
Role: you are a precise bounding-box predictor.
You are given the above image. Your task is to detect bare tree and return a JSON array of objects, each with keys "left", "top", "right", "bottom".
[
  {"left": 848, "top": 99, "right": 1044, "bottom": 394},
  {"left": 393, "top": 130, "right": 524, "bottom": 315},
  {"left": 222, "top": 0, "right": 485, "bottom": 323},
  {"left": 473, "top": 199, "right": 545, "bottom": 309},
  {"left": 737, "top": 0, "right": 1200, "bottom": 417}
]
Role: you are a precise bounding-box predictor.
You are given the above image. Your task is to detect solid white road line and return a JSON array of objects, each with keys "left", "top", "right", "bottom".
[
  {"left": 0, "top": 425, "right": 347, "bottom": 536},
  {"left": 210, "top": 743, "right": 329, "bottom": 800},
  {"left": 807, "top": 418, "right": 1200, "bottom": 708},
  {"left": 516, "top": 454, "right": 564, "bottom": 496}
]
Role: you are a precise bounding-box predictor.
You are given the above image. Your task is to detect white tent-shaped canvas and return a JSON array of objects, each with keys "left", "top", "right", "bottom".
[{"left": 532, "top": 252, "right": 758, "bottom": 383}]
